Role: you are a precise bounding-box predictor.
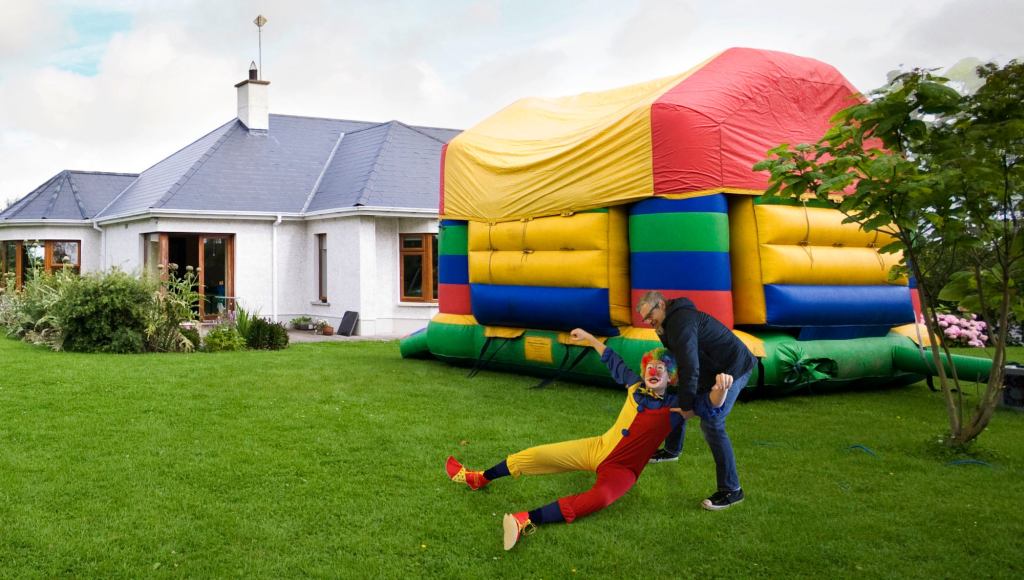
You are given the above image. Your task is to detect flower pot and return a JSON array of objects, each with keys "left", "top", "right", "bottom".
[{"left": 321, "top": 325, "right": 335, "bottom": 336}]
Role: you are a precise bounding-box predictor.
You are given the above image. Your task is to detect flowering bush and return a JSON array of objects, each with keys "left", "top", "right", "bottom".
[{"left": 935, "top": 312, "right": 989, "bottom": 347}]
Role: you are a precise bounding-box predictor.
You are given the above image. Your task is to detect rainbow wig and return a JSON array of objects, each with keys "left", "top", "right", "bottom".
[{"left": 641, "top": 347, "right": 678, "bottom": 385}]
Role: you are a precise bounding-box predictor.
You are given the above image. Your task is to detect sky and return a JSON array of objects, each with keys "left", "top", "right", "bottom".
[{"left": 1, "top": 0, "right": 1021, "bottom": 208}]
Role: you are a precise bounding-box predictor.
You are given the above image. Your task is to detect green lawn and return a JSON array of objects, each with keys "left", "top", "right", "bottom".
[{"left": 1, "top": 337, "right": 1022, "bottom": 578}]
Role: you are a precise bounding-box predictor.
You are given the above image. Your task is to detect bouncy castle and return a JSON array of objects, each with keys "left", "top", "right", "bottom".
[{"left": 400, "top": 47, "right": 992, "bottom": 394}]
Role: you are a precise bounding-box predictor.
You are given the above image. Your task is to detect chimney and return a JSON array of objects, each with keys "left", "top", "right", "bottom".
[{"left": 235, "top": 61, "right": 270, "bottom": 132}]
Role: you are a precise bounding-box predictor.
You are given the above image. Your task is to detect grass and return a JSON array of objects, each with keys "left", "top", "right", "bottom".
[{"left": 1, "top": 337, "right": 1023, "bottom": 578}]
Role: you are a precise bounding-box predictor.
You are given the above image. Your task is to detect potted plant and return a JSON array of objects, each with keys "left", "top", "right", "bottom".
[
  {"left": 291, "top": 316, "right": 314, "bottom": 331},
  {"left": 314, "top": 319, "right": 335, "bottom": 336}
]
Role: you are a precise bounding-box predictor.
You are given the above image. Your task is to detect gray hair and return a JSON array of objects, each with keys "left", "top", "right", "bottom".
[{"left": 636, "top": 291, "right": 665, "bottom": 313}]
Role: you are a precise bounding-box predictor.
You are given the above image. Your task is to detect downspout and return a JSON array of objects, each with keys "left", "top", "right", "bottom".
[
  {"left": 272, "top": 214, "right": 283, "bottom": 322},
  {"left": 92, "top": 220, "right": 104, "bottom": 270}
]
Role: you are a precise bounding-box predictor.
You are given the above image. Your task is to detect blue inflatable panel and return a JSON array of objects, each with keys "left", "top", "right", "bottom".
[
  {"left": 630, "top": 194, "right": 728, "bottom": 215},
  {"left": 471, "top": 284, "right": 619, "bottom": 336},
  {"left": 440, "top": 219, "right": 467, "bottom": 227},
  {"left": 438, "top": 255, "right": 469, "bottom": 285},
  {"left": 765, "top": 285, "right": 915, "bottom": 327},
  {"left": 631, "top": 251, "right": 732, "bottom": 291},
  {"left": 798, "top": 325, "right": 893, "bottom": 341}
]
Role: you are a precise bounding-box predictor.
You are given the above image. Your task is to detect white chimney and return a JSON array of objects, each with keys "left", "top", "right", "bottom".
[{"left": 235, "top": 62, "right": 270, "bottom": 132}]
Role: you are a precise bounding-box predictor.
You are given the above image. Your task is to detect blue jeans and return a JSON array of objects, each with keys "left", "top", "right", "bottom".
[{"left": 662, "top": 370, "right": 750, "bottom": 492}]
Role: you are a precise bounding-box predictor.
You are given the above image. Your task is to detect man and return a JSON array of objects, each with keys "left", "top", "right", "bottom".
[{"left": 636, "top": 291, "right": 756, "bottom": 510}]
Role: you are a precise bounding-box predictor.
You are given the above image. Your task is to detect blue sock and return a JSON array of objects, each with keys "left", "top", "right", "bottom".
[
  {"left": 483, "top": 460, "right": 510, "bottom": 481},
  {"left": 528, "top": 501, "right": 565, "bottom": 525}
]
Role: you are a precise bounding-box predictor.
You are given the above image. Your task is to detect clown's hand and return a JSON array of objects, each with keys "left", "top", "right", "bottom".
[
  {"left": 569, "top": 328, "right": 592, "bottom": 342},
  {"left": 569, "top": 328, "right": 605, "bottom": 355},
  {"left": 714, "top": 373, "right": 734, "bottom": 391},
  {"left": 709, "top": 373, "right": 733, "bottom": 408}
]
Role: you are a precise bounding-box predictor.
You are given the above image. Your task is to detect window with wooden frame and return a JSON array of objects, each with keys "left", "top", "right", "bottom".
[
  {"left": 0, "top": 240, "right": 81, "bottom": 290},
  {"left": 399, "top": 233, "right": 437, "bottom": 302},
  {"left": 317, "top": 233, "right": 328, "bottom": 303}
]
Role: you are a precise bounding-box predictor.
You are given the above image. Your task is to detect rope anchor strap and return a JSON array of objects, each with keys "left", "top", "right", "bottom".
[
  {"left": 467, "top": 337, "right": 513, "bottom": 378},
  {"left": 530, "top": 345, "right": 591, "bottom": 389}
]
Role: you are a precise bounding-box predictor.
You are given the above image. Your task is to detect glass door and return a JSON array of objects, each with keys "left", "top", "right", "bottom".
[{"left": 199, "top": 235, "right": 232, "bottom": 319}]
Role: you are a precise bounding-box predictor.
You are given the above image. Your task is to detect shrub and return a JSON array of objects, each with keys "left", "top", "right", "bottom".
[
  {"left": 53, "top": 270, "right": 153, "bottom": 353},
  {"left": 203, "top": 324, "right": 247, "bottom": 352},
  {"left": 935, "top": 312, "right": 989, "bottom": 347},
  {"left": 245, "top": 317, "right": 290, "bottom": 350},
  {"left": 234, "top": 305, "right": 255, "bottom": 342},
  {"left": 144, "top": 269, "right": 200, "bottom": 352},
  {"left": 180, "top": 325, "right": 201, "bottom": 352}
]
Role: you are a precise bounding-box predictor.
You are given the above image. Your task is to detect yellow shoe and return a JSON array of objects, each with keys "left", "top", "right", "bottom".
[
  {"left": 502, "top": 512, "right": 536, "bottom": 551},
  {"left": 445, "top": 456, "right": 489, "bottom": 490}
]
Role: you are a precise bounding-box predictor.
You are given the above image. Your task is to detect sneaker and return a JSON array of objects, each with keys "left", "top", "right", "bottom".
[
  {"left": 702, "top": 488, "right": 744, "bottom": 511},
  {"left": 445, "top": 456, "right": 489, "bottom": 490},
  {"left": 648, "top": 449, "right": 680, "bottom": 464},
  {"left": 502, "top": 512, "right": 536, "bottom": 550}
]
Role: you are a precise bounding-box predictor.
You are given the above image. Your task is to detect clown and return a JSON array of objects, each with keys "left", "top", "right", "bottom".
[{"left": 446, "top": 327, "right": 734, "bottom": 550}]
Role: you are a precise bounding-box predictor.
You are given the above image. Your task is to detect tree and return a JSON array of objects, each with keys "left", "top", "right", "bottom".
[{"left": 754, "top": 60, "right": 1024, "bottom": 447}]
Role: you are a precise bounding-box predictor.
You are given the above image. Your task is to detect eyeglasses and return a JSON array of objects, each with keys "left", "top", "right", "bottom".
[{"left": 641, "top": 304, "right": 662, "bottom": 326}]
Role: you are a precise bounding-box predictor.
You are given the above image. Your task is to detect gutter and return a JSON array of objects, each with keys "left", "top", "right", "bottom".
[{"left": 92, "top": 220, "right": 104, "bottom": 270}]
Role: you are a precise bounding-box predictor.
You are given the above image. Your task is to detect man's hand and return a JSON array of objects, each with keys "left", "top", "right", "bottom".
[
  {"left": 671, "top": 407, "right": 695, "bottom": 420},
  {"left": 709, "top": 373, "right": 733, "bottom": 408}
]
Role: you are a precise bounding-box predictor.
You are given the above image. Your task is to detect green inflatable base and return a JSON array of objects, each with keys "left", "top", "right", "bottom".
[{"left": 399, "top": 320, "right": 994, "bottom": 395}]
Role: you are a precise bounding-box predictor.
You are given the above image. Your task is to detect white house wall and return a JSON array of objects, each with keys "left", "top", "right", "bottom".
[
  {"left": 102, "top": 217, "right": 278, "bottom": 318},
  {"left": 0, "top": 225, "right": 101, "bottom": 271},
  {"left": 4, "top": 214, "right": 439, "bottom": 337},
  {"left": 306, "top": 215, "right": 438, "bottom": 336}
]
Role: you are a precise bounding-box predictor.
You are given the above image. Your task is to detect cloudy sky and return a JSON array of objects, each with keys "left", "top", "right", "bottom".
[{"left": 1, "top": 0, "right": 1020, "bottom": 208}]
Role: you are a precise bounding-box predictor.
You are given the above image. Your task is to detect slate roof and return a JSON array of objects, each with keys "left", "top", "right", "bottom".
[
  {"left": 0, "top": 170, "right": 137, "bottom": 221},
  {"left": 95, "top": 114, "right": 456, "bottom": 220},
  {"left": 2, "top": 114, "right": 458, "bottom": 223},
  {"left": 306, "top": 121, "right": 451, "bottom": 213}
]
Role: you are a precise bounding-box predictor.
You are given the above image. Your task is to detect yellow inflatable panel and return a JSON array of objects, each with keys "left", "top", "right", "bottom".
[
  {"left": 754, "top": 204, "right": 898, "bottom": 247},
  {"left": 729, "top": 197, "right": 767, "bottom": 324},
  {"left": 470, "top": 250, "right": 611, "bottom": 287},
  {"left": 468, "top": 212, "right": 613, "bottom": 252},
  {"left": 442, "top": 64, "right": 707, "bottom": 222},
  {"left": 759, "top": 245, "right": 907, "bottom": 285},
  {"left": 890, "top": 323, "right": 937, "bottom": 347},
  {"left": 484, "top": 326, "right": 526, "bottom": 339},
  {"left": 607, "top": 208, "right": 631, "bottom": 326},
  {"left": 433, "top": 313, "right": 478, "bottom": 326},
  {"left": 467, "top": 209, "right": 630, "bottom": 314}
]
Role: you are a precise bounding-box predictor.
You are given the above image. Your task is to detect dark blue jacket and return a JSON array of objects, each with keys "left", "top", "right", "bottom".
[{"left": 658, "top": 298, "right": 756, "bottom": 412}]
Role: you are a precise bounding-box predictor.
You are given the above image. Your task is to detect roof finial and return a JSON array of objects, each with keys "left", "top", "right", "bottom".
[{"left": 253, "top": 14, "right": 267, "bottom": 80}]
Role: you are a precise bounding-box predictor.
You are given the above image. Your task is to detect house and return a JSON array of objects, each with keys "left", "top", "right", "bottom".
[{"left": 0, "top": 67, "right": 458, "bottom": 336}]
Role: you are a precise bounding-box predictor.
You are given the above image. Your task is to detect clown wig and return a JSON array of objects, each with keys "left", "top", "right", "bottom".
[{"left": 641, "top": 347, "right": 678, "bottom": 385}]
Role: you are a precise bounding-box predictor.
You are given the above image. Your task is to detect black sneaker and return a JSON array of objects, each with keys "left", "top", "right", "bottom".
[
  {"left": 648, "top": 449, "right": 680, "bottom": 464},
  {"left": 702, "top": 488, "right": 744, "bottom": 511}
]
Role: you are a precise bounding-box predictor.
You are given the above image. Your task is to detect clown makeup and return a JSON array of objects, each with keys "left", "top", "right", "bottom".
[{"left": 644, "top": 360, "right": 669, "bottom": 393}]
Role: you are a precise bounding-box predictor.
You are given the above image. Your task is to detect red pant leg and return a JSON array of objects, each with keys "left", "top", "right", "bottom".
[{"left": 556, "top": 464, "right": 637, "bottom": 523}]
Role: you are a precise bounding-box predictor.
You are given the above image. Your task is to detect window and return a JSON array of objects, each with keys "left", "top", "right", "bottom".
[
  {"left": 0, "top": 240, "right": 80, "bottom": 290},
  {"left": 317, "top": 233, "right": 327, "bottom": 303},
  {"left": 400, "top": 233, "right": 437, "bottom": 302}
]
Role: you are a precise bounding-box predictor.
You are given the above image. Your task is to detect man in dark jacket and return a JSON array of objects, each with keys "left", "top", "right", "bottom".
[{"left": 636, "top": 291, "right": 756, "bottom": 510}]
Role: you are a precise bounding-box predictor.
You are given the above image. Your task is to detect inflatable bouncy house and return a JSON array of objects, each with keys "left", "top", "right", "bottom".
[{"left": 400, "top": 47, "right": 992, "bottom": 394}]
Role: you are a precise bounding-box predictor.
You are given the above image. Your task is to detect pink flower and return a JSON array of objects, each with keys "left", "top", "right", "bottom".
[
  {"left": 938, "top": 319, "right": 949, "bottom": 328},
  {"left": 945, "top": 326, "right": 961, "bottom": 338}
]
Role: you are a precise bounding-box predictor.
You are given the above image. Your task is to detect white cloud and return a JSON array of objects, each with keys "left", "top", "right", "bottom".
[{"left": 2, "top": 0, "right": 1022, "bottom": 207}]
